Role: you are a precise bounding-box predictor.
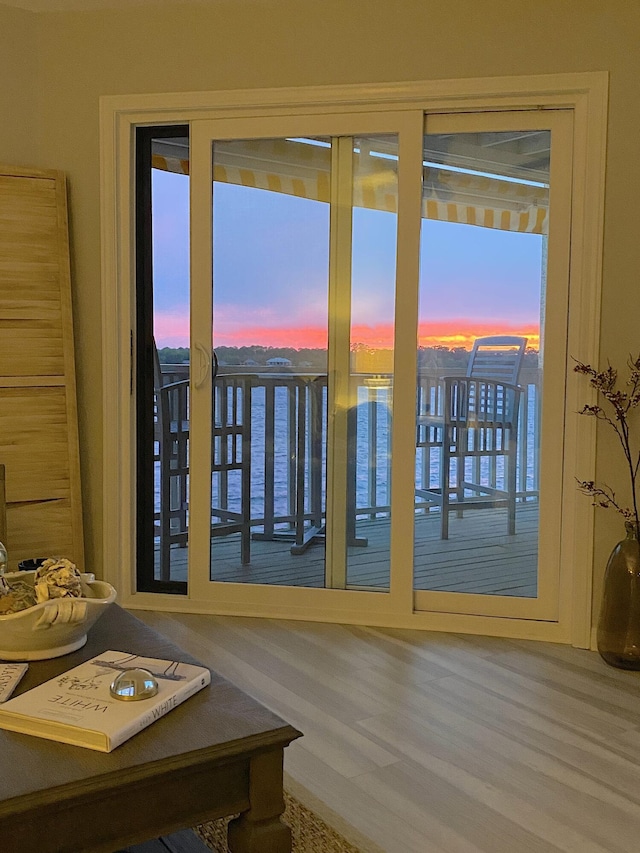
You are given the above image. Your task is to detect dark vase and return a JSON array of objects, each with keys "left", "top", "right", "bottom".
[{"left": 597, "top": 521, "right": 640, "bottom": 669}]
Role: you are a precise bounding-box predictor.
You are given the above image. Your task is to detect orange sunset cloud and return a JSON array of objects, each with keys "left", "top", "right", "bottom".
[
  {"left": 416, "top": 320, "right": 539, "bottom": 352},
  {"left": 154, "top": 312, "right": 539, "bottom": 351}
]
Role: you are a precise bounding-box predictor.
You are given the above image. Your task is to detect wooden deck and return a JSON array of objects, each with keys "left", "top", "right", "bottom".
[{"left": 158, "top": 502, "right": 538, "bottom": 597}]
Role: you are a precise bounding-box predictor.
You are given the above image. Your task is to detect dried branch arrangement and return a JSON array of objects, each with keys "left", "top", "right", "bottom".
[{"left": 574, "top": 356, "right": 640, "bottom": 538}]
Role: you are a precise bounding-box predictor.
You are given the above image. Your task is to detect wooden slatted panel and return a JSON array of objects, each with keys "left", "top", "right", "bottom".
[
  {"left": 0, "top": 165, "right": 83, "bottom": 571},
  {"left": 0, "top": 386, "right": 71, "bottom": 501},
  {"left": 8, "top": 499, "right": 76, "bottom": 569},
  {"left": 468, "top": 355, "right": 519, "bottom": 381},
  {"left": 0, "top": 174, "right": 64, "bottom": 376}
]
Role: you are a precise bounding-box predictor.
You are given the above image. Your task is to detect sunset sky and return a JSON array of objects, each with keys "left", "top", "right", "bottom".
[{"left": 152, "top": 170, "right": 543, "bottom": 352}]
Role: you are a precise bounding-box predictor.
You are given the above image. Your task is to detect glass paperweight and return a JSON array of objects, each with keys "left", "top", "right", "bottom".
[{"left": 109, "top": 667, "right": 159, "bottom": 701}]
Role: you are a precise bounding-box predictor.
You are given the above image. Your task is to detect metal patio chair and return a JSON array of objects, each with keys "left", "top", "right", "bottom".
[
  {"left": 154, "top": 345, "right": 253, "bottom": 580},
  {"left": 416, "top": 335, "right": 527, "bottom": 539}
]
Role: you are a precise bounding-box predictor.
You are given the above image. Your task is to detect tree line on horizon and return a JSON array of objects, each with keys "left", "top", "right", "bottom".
[{"left": 158, "top": 344, "right": 539, "bottom": 369}]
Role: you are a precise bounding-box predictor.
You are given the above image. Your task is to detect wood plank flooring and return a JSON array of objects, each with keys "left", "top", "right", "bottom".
[
  {"left": 161, "top": 503, "right": 538, "bottom": 597},
  {"left": 135, "top": 610, "right": 640, "bottom": 853}
]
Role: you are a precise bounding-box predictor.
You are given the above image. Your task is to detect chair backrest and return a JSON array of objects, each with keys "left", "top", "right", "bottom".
[
  {"left": 152, "top": 341, "right": 169, "bottom": 436},
  {"left": 152, "top": 340, "right": 163, "bottom": 392},
  {"left": 466, "top": 336, "right": 527, "bottom": 385},
  {"left": 153, "top": 340, "right": 190, "bottom": 427}
]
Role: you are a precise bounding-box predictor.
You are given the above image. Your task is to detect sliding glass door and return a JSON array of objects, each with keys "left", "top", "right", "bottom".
[
  {"left": 187, "top": 114, "right": 413, "bottom": 612},
  {"left": 137, "top": 108, "right": 572, "bottom": 624}
]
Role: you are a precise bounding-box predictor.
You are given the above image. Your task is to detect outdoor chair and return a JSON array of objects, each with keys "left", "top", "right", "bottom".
[
  {"left": 416, "top": 335, "right": 527, "bottom": 539},
  {"left": 153, "top": 345, "right": 253, "bottom": 580},
  {"left": 154, "top": 349, "right": 189, "bottom": 579},
  {"left": 209, "top": 370, "right": 253, "bottom": 565}
]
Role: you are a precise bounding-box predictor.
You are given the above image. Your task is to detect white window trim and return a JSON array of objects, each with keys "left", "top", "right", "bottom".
[{"left": 99, "top": 72, "right": 608, "bottom": 646}]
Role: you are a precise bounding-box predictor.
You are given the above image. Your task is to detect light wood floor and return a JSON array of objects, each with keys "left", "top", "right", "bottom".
[{"left": 135, "top": 609, "right": 640, "bottom": 853}]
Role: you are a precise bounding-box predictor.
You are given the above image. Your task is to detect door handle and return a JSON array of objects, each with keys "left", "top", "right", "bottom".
[{"left": 194, "top": 341, "right": 211, "bottom": 389}]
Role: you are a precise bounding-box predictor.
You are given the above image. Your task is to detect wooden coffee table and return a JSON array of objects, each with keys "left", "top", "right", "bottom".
[{"left": 0, "top": 605, "right": 301, "bottom": 853}]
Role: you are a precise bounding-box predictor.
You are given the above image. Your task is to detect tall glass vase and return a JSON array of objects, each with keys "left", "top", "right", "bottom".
[{"left": 597, "top": 521, "right": 640, "bottom": 669}]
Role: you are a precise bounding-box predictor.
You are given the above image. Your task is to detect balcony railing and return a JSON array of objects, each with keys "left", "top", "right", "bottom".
[{"left": 156, "top": 364, "right": 541, "bottom": 561}]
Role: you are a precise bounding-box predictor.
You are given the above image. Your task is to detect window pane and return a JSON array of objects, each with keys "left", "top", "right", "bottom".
[
  {"left": 209, "top": 137, "right": 331, "bottom": 586},
  {"left": 415, "top": 129, "right": 548, "bottom": 597},
  {"left": 151, "top": 135, "right": 191, "bottom": 585},
  {"left": 347, "top": 135, "right": 398, "bottom": 591}
]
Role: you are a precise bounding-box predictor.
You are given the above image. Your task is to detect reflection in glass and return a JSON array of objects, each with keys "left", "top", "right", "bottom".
[
  {"left": 203, "top": 134, "right": 398, "bottom": 591},
  {"left": 209, "top": 137, "right": 331, "bottom": 586},
  {"left": 347, "top": 135, "right": 398, "bottom": 591}
]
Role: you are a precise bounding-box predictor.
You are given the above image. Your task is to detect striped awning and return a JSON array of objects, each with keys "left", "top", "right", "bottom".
[{"left": 152, "top": 137, "right": 548, "bottom": 235}]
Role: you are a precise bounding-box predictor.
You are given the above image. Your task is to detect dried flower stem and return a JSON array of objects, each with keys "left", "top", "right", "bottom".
[{"left": 574, "top": 356, "right": 640, "bottom": 539}]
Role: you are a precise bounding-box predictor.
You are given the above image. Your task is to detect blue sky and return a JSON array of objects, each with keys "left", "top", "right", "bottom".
[{"left": 151, "top": 169, "right": 543, "bottom": 350}]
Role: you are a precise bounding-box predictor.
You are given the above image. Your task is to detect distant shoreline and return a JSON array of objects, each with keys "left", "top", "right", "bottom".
[{"left": 157, "top": 343, "right": 540, "bottom": 370}]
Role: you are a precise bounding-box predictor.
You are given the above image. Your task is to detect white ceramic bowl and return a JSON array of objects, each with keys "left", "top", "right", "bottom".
[{"left": 0, "top": 572, "right": 117, "bottom": 661}]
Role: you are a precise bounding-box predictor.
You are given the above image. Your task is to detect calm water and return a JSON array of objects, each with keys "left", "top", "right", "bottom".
[{"left": 155, "top": 382, "right": 539, "bottom": 529}]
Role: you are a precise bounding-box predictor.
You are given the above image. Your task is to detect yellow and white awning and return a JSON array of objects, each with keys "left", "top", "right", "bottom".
[{"left": 152, "top": 137, "right": 548, "bottom": 235}]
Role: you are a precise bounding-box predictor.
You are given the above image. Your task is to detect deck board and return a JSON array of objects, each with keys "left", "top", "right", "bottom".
[{"left": 158, "top": 503, "right": 539, "bottom": 597}]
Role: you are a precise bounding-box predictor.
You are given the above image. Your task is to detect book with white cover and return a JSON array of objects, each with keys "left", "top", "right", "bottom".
[{"left": 0, "top": 650, "right": 211, "bottom": 752}]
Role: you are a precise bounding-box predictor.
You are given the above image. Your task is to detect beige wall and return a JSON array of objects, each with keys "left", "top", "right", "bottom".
[
  {"left": 0, "top": 5, "right": 39, "bottom": 166},
  {"left": 1, "top": 0, "right": 639, "bottom": 624}
]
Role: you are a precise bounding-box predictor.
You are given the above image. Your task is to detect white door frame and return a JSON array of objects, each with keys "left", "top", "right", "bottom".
[{"left": 99, "top": 72, "right": 608, "bottom": 646}]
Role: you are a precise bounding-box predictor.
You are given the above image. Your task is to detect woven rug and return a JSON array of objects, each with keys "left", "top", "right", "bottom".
[{"left": 194, "top": 777, "right": 384, "bottom": 853}]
